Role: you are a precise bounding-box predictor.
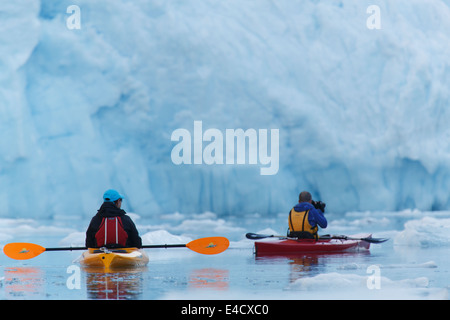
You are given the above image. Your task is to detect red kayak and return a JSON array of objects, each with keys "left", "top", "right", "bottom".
[{"left": 254, "top": 233, "right": 372, "bottom": 255}]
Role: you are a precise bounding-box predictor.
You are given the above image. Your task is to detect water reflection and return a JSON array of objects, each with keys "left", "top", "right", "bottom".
[
  {"left": 3, "top": 267, "right": 44, "bottom": 299},
  {"left": 255, "top": 251, "right": 371, "bottom": 283},
  {"left": 188, "top": 268, "right": 229, "bottom": 291},
  {"left": 83, "top": 267, "right": 147, "bottom": 300}
]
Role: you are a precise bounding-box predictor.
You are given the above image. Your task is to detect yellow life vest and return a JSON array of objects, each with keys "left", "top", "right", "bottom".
[{"left": 288, "top": 208, "right": 318, "bottom": 238}]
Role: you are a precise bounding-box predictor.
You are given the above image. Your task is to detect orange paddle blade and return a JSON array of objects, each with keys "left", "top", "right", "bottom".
[
  {"left": 3, "top": 242, "right": 46, "bottom": 260},
  {"left": 186, "top": 237, "right": 229, "bottom": 255}
]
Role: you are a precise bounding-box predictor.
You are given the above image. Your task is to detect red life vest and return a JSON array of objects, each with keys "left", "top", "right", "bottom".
[{"left": 94, "top": 216, "right": 128, "bottom": 247}]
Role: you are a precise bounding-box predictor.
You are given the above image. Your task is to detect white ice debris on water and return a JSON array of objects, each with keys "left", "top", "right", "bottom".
[
  {"left": 284, "top": 272, "right": 448, "bottom": 300},
  {"left": 394, "top": 217, "right": 450, "bottom": 247}
]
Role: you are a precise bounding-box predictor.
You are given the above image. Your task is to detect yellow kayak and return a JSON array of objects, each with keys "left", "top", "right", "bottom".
[{"left": 80, "top": 248, "right": 149, "bottom": 269}]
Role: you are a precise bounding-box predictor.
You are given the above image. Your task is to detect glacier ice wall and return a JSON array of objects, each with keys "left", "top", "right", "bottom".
[{"left": 1, "top": 0, "right": 450, "bottom": 218}]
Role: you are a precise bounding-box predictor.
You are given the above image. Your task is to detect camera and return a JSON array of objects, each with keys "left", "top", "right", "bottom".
[{"left": 312, "top": 200, "right": 326, "bottom": 213}]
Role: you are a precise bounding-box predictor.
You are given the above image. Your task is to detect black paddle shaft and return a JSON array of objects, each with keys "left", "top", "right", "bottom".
[{"left": 44, "top": 244, "right": 188, "bottom": 251}]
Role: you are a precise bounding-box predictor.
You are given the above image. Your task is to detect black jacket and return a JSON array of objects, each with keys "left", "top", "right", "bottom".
[{"left": 85, "top": 202, "right": 142, "bottom": 248}]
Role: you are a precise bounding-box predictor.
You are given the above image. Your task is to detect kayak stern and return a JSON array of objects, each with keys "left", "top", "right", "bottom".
[{"left": 80, "top": 248, "right": 149, "bottom": 269}]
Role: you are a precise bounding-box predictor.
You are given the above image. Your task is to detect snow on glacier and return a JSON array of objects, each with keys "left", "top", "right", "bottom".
[{"left": 1, "top": 0, "right": 450, "bottom": 218}]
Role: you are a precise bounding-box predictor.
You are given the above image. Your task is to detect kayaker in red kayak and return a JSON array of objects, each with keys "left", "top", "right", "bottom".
[
  {"left": 288, "top": 191, "right": 327, "bottom": 239},
  {"left": 85, "top": 189, "right": 143, "bottom": 248}
]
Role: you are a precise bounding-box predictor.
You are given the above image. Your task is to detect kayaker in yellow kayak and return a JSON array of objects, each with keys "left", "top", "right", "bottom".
[
  {"left": 85, "top": 189, "right": 142, "bottom": 248},
  {"left": 288, "top": 191, "right": 327, "bottom": 239}
]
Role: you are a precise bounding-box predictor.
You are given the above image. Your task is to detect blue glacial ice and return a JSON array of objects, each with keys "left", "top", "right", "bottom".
[{"left": 1, "top": 0, "right": 450, "bottom": 219}]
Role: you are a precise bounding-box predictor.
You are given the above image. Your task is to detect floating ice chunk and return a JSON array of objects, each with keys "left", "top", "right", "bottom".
[
  {"left": 59, "top": 231, "right": 85, "bottom": 247},
  {"left": 284, "top": 272, "right": 443, "bottom": 299},
  {"left": 141, "top": 230, "right": 192, "bottom": 245},
  {"left": 394, "top": 217, "right": 450, "bottom": 247}
]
